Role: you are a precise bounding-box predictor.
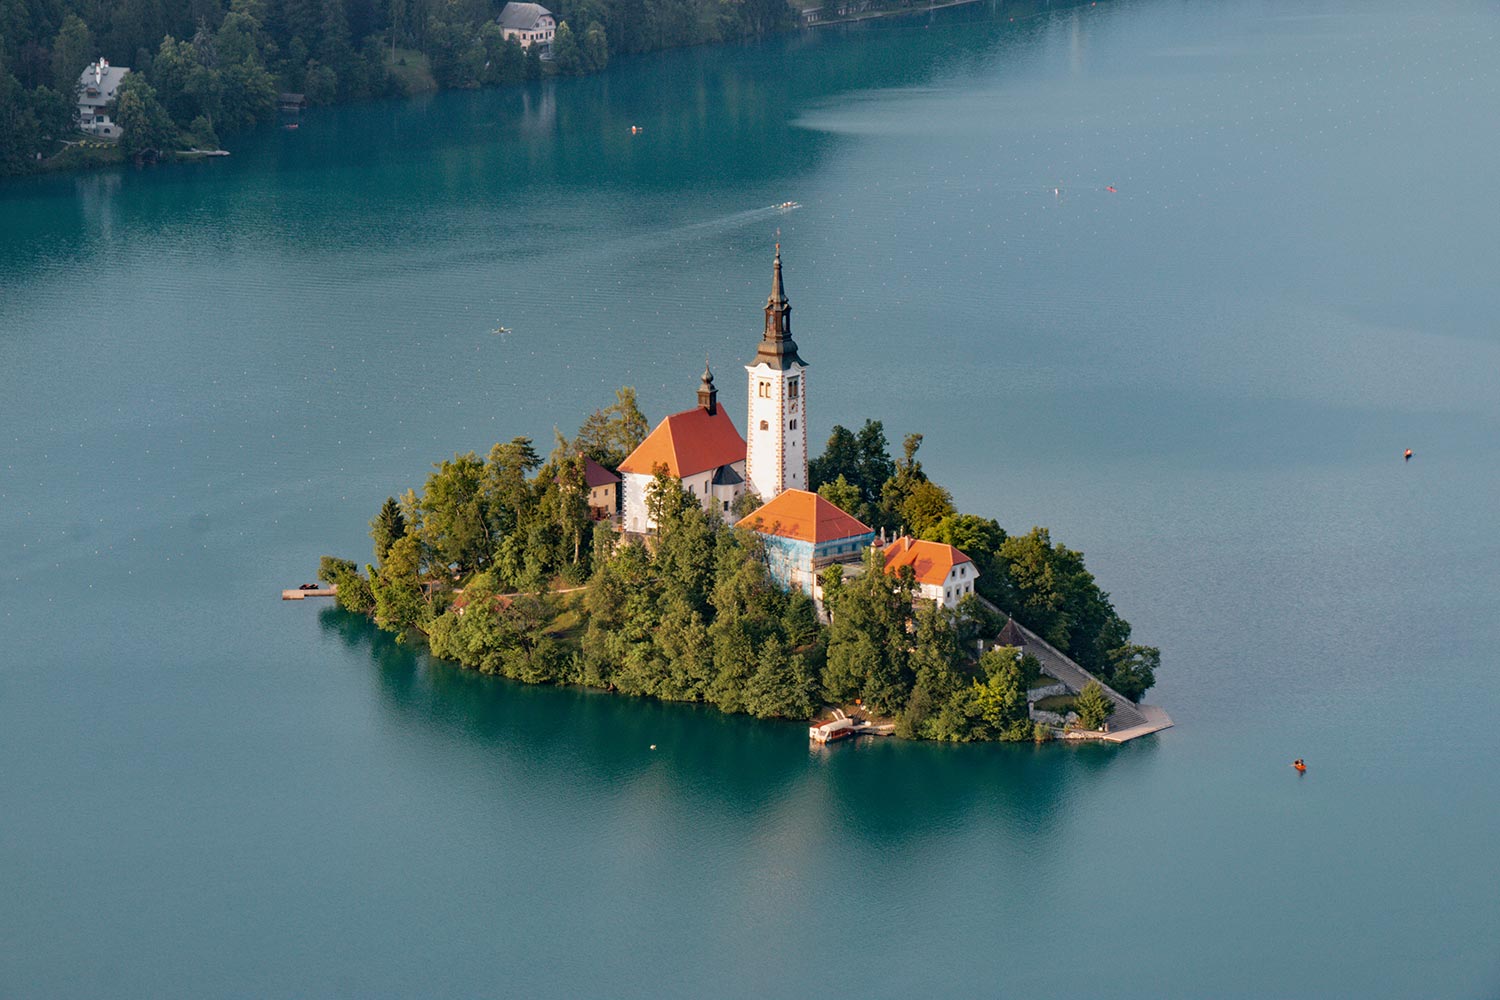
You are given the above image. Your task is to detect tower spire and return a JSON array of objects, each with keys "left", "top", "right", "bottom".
[
  {"left": 755, "top": 244, "right": 803, "bottom": 369},
  {"left": 697, "top": 357, "right": 718, "bottom": 415}
]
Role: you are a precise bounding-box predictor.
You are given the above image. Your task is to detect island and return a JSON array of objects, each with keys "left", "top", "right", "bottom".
[{"left": 315, "top": 249, "right": 1168, "bottom": 744}]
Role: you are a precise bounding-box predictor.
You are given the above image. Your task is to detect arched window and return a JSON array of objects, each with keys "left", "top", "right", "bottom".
[
  {"left": 789, "top": 419, "right": 797, "bottom": 430},
  {"left": 760, "top": 420, "right": 768, "bottom": 430}
]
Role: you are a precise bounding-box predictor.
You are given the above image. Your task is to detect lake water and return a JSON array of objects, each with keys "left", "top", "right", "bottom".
[{"left": 3, "top": 0, "right": 1499, "bottom": 995}]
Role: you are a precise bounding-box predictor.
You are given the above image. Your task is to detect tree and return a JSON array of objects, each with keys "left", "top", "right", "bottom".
[
  {"left": 1104, "top": 643, "right": 1158, "bottom": 703},
  {"left": 901, "top": 479, "right": 955, "bottom": 537},
  {"left": 581, "top": 20, "right": 608, "bottom": 72},
  {"left": 484, "top": 436, "right": 541, "bottom": 538},
  {"left": 111, "top": 74, "right": 176, "bottom": 158},
  {"left": 369, "top": 533, "right": 429, "bottom": 639},
  {"left": 1076, "top": 680, "right": 1113, "bottom": 730},
  {"left": 419, "top": 451, "right": 491, "bottom": 574},
  {"left": 808, "top": 424, "right": 857, "bottom": 491},
  {"left": 550, "top": 19, "right": 580, "bottom": 73},
  {"left": 809, "top": 419, "right": 892, "bottom": 522},
  {"left": 28, "top": 85, "right": 73, "bottom": 141},
  {"left": 816, "top": 474, "right": 860, "bottom": 516},
  {"left": 745, "top": 635, "right": 815, "bottom": 719},
  {"left": 543, "top": 453, "right": 592, "bottom": 567},
  {"left": 573, "top": 386, "right": 648, "bottom": 468},
  {"left": 644, "top": 464, "right": 691, "bottom": 534},
  {"left": 50, "top": 14, "right": 93, "bottom": 92},
  {"left": 370, "top": 495, "right": 407, "bottom": 565}
]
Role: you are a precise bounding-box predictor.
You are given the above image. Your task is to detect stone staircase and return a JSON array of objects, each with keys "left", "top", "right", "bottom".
[{"left": 977, "top": 597, "right": 1150, "bottom": 732}]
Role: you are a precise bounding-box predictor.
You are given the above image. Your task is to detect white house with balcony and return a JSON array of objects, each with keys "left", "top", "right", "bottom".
[
  {"left": 882, "top": 536, "right": 979, "bottom": 610},
  {"left": 76, "top": 58, "right": 129, "bottom": 138},
  {"left": 498, "top": 3, "right": 556, "bottom": 48}
]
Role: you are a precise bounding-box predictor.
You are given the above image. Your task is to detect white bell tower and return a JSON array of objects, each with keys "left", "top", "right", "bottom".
[{"left": 745, "top": 245, "right": 809, "bottom": 501}]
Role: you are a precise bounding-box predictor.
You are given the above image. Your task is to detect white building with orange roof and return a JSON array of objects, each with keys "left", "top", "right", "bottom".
[
  {"left": 882, "top": 536, "right": 979, "bottom": 609},
  {"left": 736, "top": 489, "right": 874, "bottom": 601},
  {"left": 617, "top": 365, "right": 746, "bottom": 533}
]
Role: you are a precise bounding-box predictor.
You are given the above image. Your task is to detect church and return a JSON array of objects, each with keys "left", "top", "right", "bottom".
[
  {"left": 618, "top": 246, "right": 963, "bottom": 607},
  {"left": 618, "top": 245, "right": 811, "bottom": 532}
]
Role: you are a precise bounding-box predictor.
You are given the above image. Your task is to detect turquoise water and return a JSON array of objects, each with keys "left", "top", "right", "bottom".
[{"left": 4, "top": 0, "right": 1499, "bottom": 995}]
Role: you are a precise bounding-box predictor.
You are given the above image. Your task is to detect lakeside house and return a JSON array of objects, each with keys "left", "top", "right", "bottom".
[
  {"left": 882, "top": 536, "right": 978, "bottom": 609},
  {"left": 76, "top": 58, "right": 129, "bottom": 138},
  {"left": 498, "top": 2, "right": 557, "bottom": 48},
  {"left": 617, "top": 365, "right": 746, "bottom": 532},
  {"left": 737, "top": 489, "right": 874, "bottom": 606}
]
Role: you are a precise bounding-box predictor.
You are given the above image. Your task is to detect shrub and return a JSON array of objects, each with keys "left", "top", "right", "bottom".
[{"left": 1076, "top": 681, "right": 1113, "bottom": 730}]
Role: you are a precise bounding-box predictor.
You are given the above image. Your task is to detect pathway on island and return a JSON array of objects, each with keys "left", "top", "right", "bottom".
[{"left": 977, "top": 597, "right": 1172, "bottom": 742}]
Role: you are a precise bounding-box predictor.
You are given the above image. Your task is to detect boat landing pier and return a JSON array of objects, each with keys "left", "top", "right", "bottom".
[{"left": 282, "top": 585, "right": 338, "bottom": 600}]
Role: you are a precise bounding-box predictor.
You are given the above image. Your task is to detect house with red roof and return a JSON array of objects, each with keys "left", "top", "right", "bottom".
[
  {"left": 882, "top": 536, "right": 979, "bottom": 609},
  {"left": 581, "top": 456, "right": 620, "bottom": 521},
  {"left": 617, "top": 365, "right": 747, "bottom": 532},
  {"left": 736, "top": 489, "right": 874, "bottom": 602}
]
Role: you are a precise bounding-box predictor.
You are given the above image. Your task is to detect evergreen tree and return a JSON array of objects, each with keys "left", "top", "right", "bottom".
[
  {"left": 370, "top": 495, "right": 407, "bottom": 565},
  {"left": 50, "top": 14, "right": 93, "bottom": 91}
]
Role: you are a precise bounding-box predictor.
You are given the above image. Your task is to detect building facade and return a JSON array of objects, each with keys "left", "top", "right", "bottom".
[
  {"left": 882, "top": 536, "right": 979, "bottom": 609},
  {"left": 737, "top": 489, "right": 873, "bottom": 602},
  {"left": 744, "top": 246, "right": 809, "bottom": 503},
  {"left": 617, "top": 366, "right": 746, "bottom": 533},
  {"left": 77, "top": 58, "right": 129, "bottom": 138},
  {"left": 581, "top": 456, "right": 620, "bottom": 521},
  {"left": 497, "top": 2, "right": 557, "bottom": 48}
]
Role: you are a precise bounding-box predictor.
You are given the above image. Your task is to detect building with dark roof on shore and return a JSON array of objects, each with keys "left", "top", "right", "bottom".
[
  {"left": 497, "top": 2, "right": 556, "bottom": 48},
  {"left": 76, "top": 58, "right": 129, "bottom": 138}
]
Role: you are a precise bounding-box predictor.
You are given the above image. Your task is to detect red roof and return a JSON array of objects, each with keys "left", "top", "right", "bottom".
[
  {"left": 882, "top": 536, "right": 974, "bottom": 587},
  {"left": 617, "top": 405, "right": 746, "bottom": 478},
  {"left": 582, "top": 456, "right": 620, "bottom": 488},
  {"left": 736, "top": 489, "right": 872, "bottom": 544}
]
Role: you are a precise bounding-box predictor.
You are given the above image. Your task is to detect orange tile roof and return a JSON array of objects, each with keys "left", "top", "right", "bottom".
[
  {"left": 882, "top": 536, "right": 974, "bottom": 587},
  {"left": 736, "top": 489, "right": 872, "bottom": 544},
  {"left": 617, "top": 405, "right": 746, "bottom": 478}
]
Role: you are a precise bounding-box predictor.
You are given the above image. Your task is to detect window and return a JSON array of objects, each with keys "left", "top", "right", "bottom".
[
  {"left": 723, "top": 501, "right": 729, "bottom": 511},
  {"left": 760, "top": 420, "right": 768, "bottom": 431},
  {"left": 789, "top": 419, "right": 797, "bottom": 430},
  {"left": 758, "top": 381, "right": 771, "bottom": 398},
  {"left": 788, "top": 378, "right": 799, "bottom": 398}
]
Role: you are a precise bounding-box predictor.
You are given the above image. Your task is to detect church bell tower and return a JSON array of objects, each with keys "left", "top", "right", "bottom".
[{"left": 744, "top": 245, "right": 809, "bottom": 501}]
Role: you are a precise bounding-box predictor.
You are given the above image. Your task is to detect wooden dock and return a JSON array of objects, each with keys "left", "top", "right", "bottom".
[{"left": 282, "top": 585, "right": 337, "bottom": 600}]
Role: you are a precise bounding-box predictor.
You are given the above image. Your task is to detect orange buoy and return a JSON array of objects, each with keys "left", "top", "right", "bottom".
[{"left": 1404, "top": 448, "right": 1413, "bottom": 462}]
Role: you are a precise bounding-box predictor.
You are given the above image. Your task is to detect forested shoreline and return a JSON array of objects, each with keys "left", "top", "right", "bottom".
[
  {"left": 0, "top": 0, "right": 793, "bottom": 174},
  {"left": 317, "top": 388, "right": 1158, "bottom": 744}
]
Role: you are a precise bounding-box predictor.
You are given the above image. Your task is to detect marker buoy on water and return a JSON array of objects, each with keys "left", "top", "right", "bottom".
[{"left": 1404, "top": 448, "right": 1413, "bottom": 462}]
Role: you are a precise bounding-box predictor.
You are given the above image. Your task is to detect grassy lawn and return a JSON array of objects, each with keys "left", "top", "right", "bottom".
[
  {"left": 387, "top": 48, "right": 438, "bottom": 94},
  {"left": 45, "top": 140, "right": 125, "bottom": 171},
  {"left": 547, "top": 590, "right": 590, "bottom": 644},
  {"left": 1033, "top": 693, "right": 1077, "bottom": 713}
]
